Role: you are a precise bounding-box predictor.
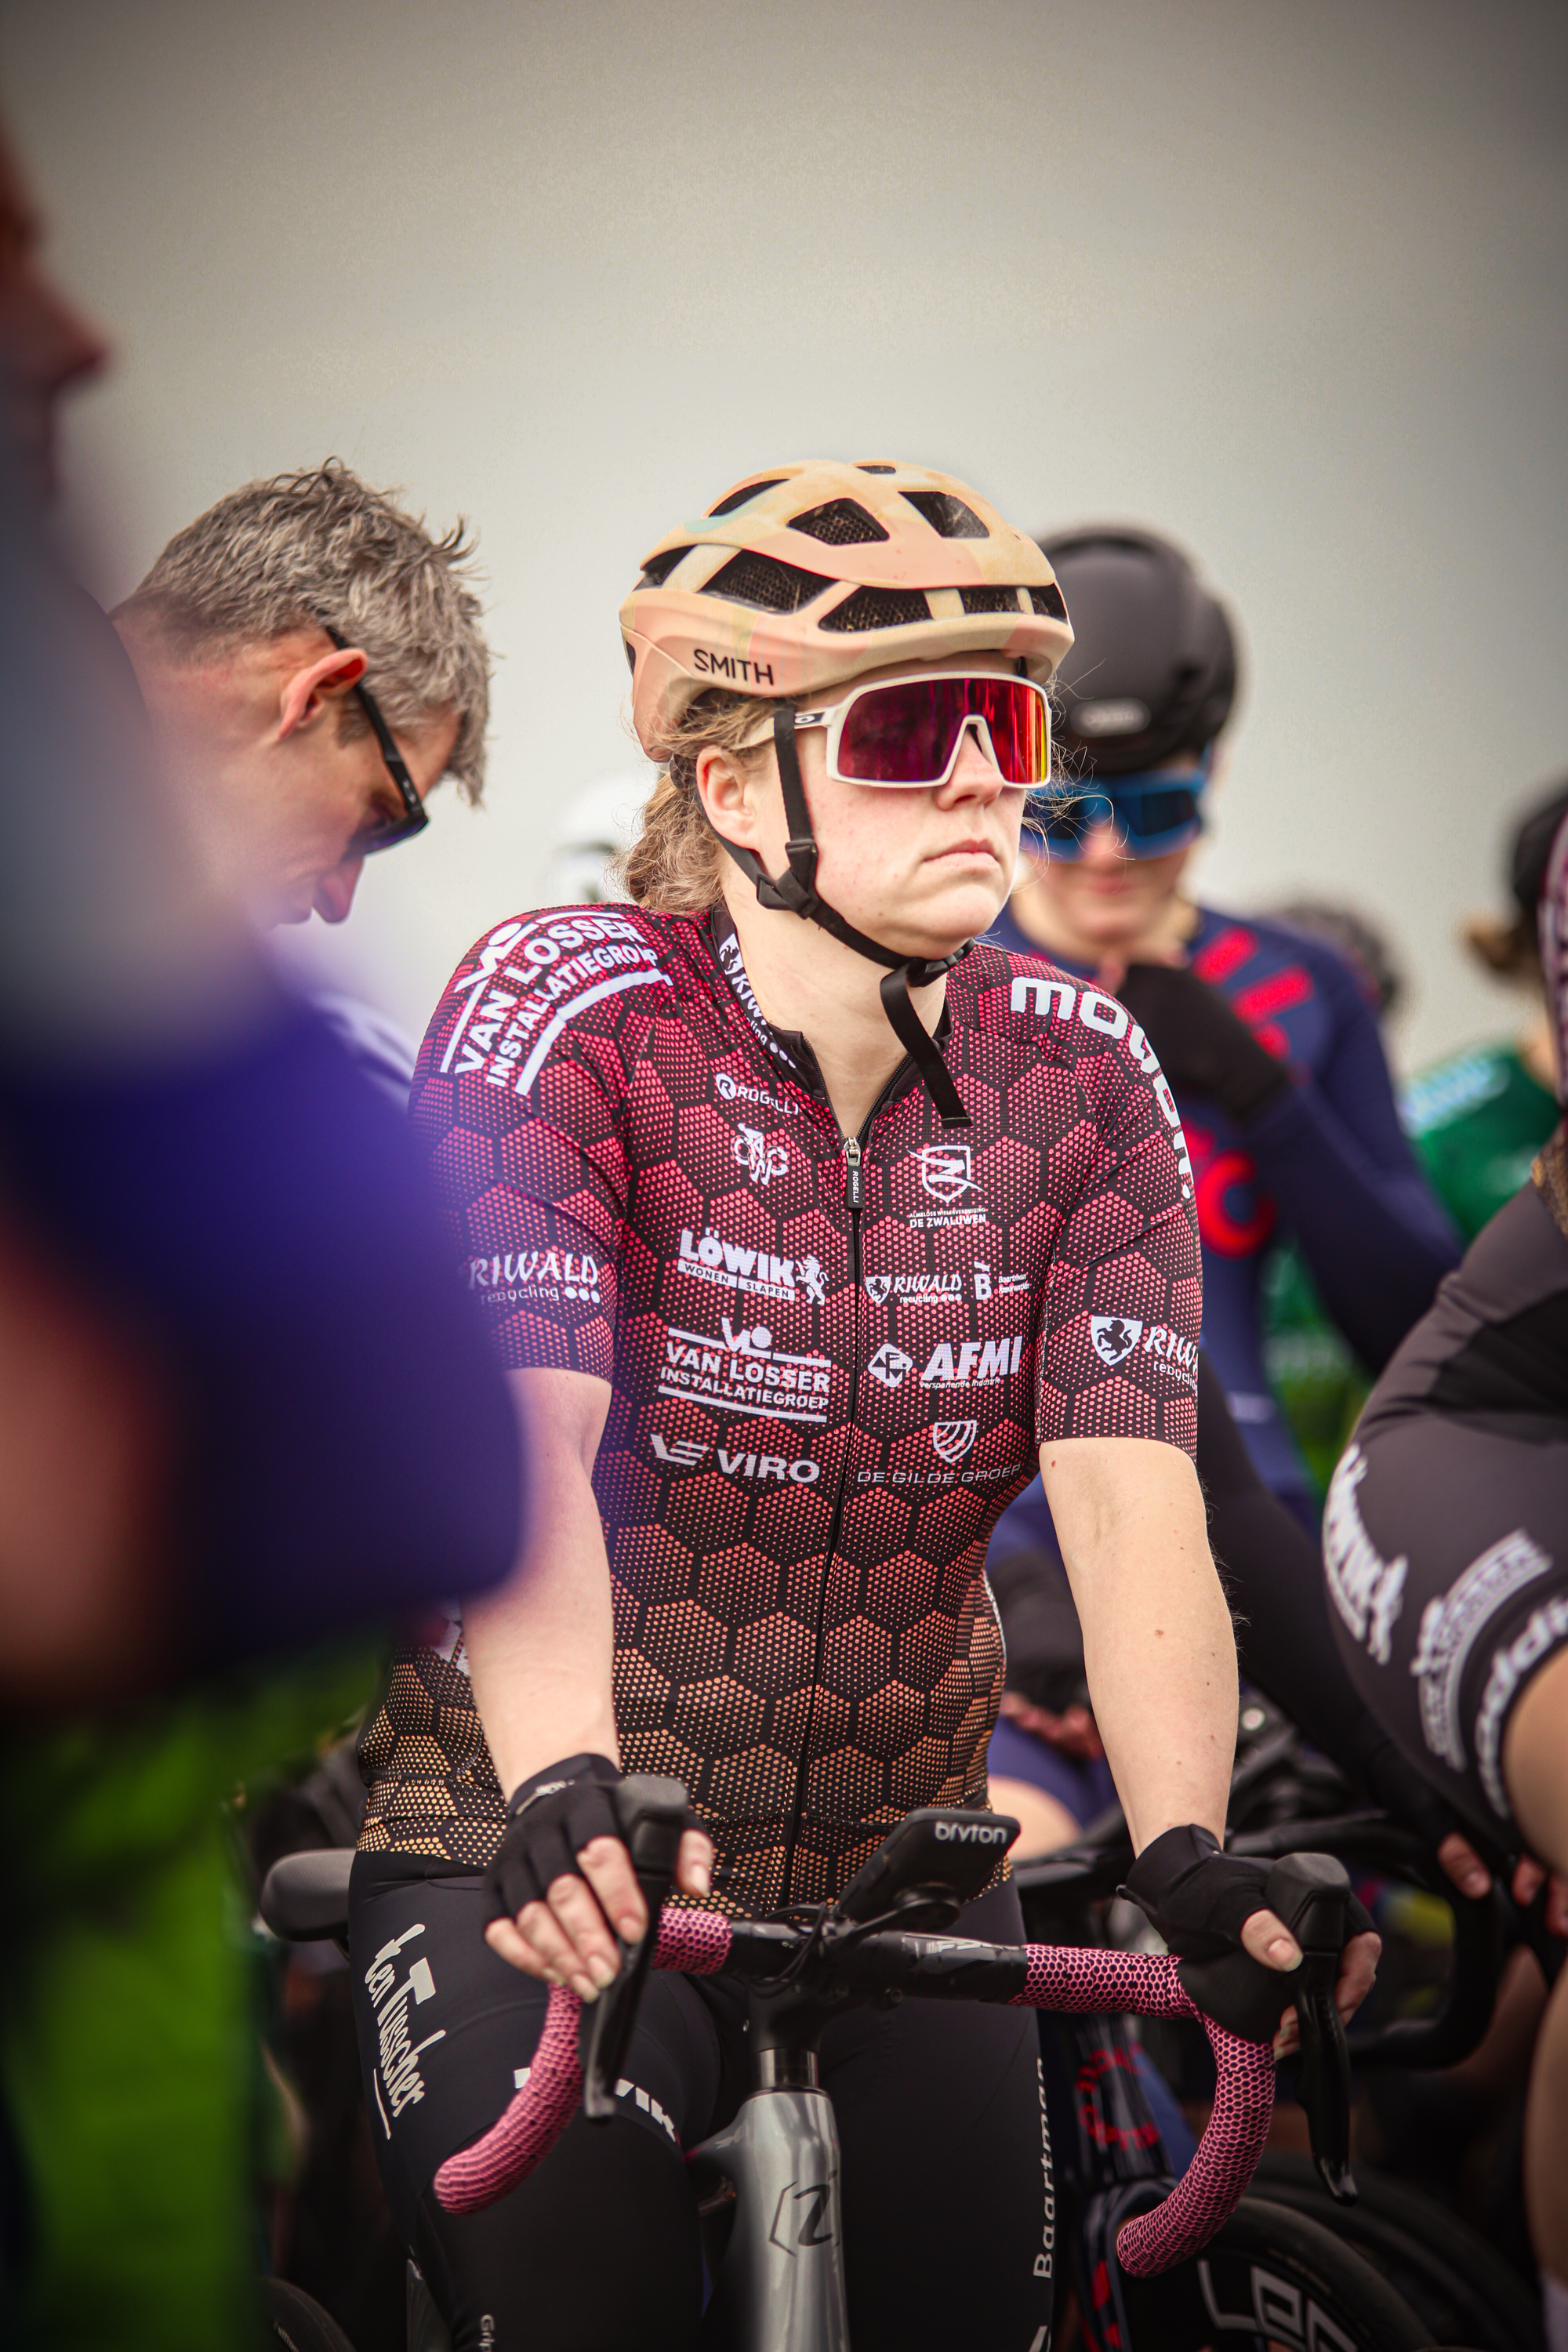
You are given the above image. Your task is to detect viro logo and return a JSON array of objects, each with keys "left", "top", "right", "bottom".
[{"left": 649, "top": 1433, "right": 819, "bottom": 1485}]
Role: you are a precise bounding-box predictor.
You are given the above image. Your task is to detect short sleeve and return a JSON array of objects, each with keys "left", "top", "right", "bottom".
[
  {"left": 1036, "top": 999, "right": 1202, "bottom": 1454},
  {"left": 410, "top": 913, "right": 660, "bottom": 1380}
]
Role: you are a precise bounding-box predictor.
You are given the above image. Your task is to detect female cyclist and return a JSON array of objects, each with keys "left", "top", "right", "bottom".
[
  {"left": 1323, "top": 799, "right": 1568, "bottom": 2351},
  {"left": 349, "top": 464, "right": 1374, "bottom": 2351}
]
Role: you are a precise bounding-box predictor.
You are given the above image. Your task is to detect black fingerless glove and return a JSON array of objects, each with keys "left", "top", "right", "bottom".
[
  {"left": 485, "top": 1752, "right": 625, "bottom": 1925},
  {"left": 1122, "top": 1823, "right": 1273, "bottom": 1959},
  {"left": 1116, "top": 963, "right": 1291, "bottom": 1125},
  {"left": 1125, "top": 1824, "right": 1377, "bottom": 2041}
]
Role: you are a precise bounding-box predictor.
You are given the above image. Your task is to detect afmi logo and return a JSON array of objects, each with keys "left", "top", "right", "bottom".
[
  {"left": 868, "top": 1341, "right": 916, "bottom": 1390},
  {"left": 934, "top": 1817, "right": 1011, "bottom": 1845},
  {"left": 650, "top": 1434, "right": 820, "bottom": 1485},
  {"left": 920, "top": 1334, "right": 1025, "bottom": 1388}
]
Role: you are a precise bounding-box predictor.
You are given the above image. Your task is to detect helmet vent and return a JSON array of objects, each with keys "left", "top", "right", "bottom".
[
  {"left": 820, "top": 586, "right": 932, "bottom": 633},
  {"left": 788, "top": 499, "right": 889, "bottom": 546},
  {"left": 855, "top": 463, "right": 897, "bottom": 474},
  {"left": 902, "top": 491, "right": 989, "bottom": 540},
  {"left": 1029, "top": 583, "right": 1068, "bottom": 620},
  {"left": 701, "top": 550, "right": 833, "bottom": 613},
  {"left": 707, "top": 478, "right": 787, "bottom": 517},
  {"left": 637, "top": 544, "right": 693, "bottom": 590},
  {"left": 960, "top": 586, "right": 1022, "bottom": 615}
]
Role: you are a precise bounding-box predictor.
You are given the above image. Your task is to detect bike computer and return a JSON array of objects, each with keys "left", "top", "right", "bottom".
[{"left": 830, "top": 1807, "right": 1020, "bottom": 1929}]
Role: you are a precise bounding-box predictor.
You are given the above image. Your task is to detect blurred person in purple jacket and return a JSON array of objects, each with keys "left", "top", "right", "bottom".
[{"left": 0, "top": 118, "right": 521, "bottom": 2349}]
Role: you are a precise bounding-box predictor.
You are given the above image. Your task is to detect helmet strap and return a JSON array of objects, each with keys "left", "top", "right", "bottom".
[{"left": 701, "top": 704, "right": 971, "bottom": 1127}]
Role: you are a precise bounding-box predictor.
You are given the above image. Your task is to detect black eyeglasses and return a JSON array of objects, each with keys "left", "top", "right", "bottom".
[{"left": 324, "top": 625, "right": 431, "bottom": 858}]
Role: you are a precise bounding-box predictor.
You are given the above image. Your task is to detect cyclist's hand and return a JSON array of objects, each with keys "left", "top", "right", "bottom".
[
  {"left": 482, "top": 1754, "right": 713, "bottom": 1999},
  {"left": 1432, "top": 1832, "right": 1568, "bottom": 1933},
  {"left": 1125, "top": 1825, "right": 1379, "bottom": 2046},
  {"left": 1249, "top": 1911, "right": 1382, "bottom": 2057},
  {"left": 1436, "top": 1829, "right": 1494, "bottom": 1900}
]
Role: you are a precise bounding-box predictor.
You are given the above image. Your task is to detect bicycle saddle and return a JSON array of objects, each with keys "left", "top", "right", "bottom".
[{"left": 260, "top": 1847, "right": 354, "bottom": 1943}]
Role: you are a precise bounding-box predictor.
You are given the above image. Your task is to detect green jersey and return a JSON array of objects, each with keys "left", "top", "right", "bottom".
[
  {"left": 1263, "top": 1038, "right": 1558, "bottom": 1505},
  {"left": 1399, "top": 1040, "right": 1559, "bottom": 1240}
]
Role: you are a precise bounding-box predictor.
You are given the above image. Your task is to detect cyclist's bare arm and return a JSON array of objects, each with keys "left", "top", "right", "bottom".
[
  {"left": 1040, "top": 1433, "right": 1378, "bottom": 2042},
  {"left": 467, "top": 1366, "right": 712, "bottom": 1997}
]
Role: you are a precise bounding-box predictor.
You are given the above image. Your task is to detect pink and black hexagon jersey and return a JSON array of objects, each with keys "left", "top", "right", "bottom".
[{"left": 358, "top": 904, "right": 1200, "bottom": 1909}]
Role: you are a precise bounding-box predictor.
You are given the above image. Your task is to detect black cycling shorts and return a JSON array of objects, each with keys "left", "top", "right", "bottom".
[
  {"left": 349, "top": 1860, "right": 1054, "bottom": 2352},
  {"left": 1323, "top": 1179, "right": 1568, "bottom": 1842}
]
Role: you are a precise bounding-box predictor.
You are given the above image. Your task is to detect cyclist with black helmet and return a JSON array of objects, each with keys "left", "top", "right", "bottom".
[
  {"left": 989, "top": 525, "right": 1460, "bottom": 1530},
  {"left": 1322, "top": 797, "right": 1568, "bottom": 2352},
  {"left": 347, "top": 464, "right": 1375, "bottom": 2351}
]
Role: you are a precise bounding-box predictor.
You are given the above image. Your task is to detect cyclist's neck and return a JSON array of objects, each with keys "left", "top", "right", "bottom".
[{"left": 713, "top": 880, "right": 946, "bottom": 1137}]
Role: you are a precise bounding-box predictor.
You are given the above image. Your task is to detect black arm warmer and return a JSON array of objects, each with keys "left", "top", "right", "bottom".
[{"left": 1197, "top": 1355, "right": 1469, "bottom": 1854}]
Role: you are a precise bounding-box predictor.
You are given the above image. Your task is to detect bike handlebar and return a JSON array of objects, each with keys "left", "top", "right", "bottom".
[{"left": 431, "top": 1907, "right": 1272, "bottom": 2279}]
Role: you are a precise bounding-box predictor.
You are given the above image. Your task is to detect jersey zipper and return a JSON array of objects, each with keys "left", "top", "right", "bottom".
[
  {"left": 842, "top": 1134, "right": 863, "bottom": 1287},
  {"left": 781, "top": 1118, "right": 872, "bottom": 1902}
]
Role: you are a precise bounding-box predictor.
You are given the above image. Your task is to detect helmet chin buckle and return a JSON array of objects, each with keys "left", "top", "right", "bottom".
[{"left": 705, "top": 705, "right": 971, "bottom": 1129}]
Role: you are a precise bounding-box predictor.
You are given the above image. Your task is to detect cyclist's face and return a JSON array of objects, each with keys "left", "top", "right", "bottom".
[
  {"left": 707, "top": 653, "right": 1026, "bottom": 964},
  {"left": 1015, "top": 787, "right": 1199, "bottom": 957}
]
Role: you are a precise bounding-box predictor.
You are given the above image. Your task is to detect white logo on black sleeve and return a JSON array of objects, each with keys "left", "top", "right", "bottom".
[
  {"left": 1089, "top": 1316, "right": 1143, "bottom": 1367},
  {"left": 865, "top": 1272, "right": 893, "bottom": 1307},
  {"left": 868, "top": 1342, "right": 916, "bottom": 1391}
]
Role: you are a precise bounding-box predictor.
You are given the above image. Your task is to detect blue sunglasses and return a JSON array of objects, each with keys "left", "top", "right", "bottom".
[{"left": 1027, "top": 757, "right": 1211, "bottom": 861}]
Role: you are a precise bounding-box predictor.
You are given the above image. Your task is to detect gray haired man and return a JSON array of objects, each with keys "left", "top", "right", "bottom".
[{"left": 113, "top": 459, "right": 490, "bottom": 924}]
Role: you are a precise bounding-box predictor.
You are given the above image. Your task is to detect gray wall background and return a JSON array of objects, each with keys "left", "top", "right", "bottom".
[{"left": 5, "top": 0, "right": 1566, "bottom": 1070}]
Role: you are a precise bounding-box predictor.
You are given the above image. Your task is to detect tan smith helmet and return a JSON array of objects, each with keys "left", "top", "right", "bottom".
[{"left": 621, "top": 459, "right": 1073, "bottom": 754}]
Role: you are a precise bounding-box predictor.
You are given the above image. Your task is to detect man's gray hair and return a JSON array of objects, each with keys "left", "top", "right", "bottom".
[{"left": 116, "top": 459, "right": 491, "bottom": 800}]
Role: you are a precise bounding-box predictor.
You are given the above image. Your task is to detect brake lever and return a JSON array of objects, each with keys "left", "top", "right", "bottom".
[
  {"left": 579, "top": 1775, "right": 689, "bottom": 2123},
  {"left": 1269, "top": 1854, "right": 1357, "bottom": 2204}
]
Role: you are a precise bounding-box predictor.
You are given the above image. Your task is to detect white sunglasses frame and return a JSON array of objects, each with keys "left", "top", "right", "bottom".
[{"left": 739, "top": 668, "right": 1054, "bottom": 790}]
